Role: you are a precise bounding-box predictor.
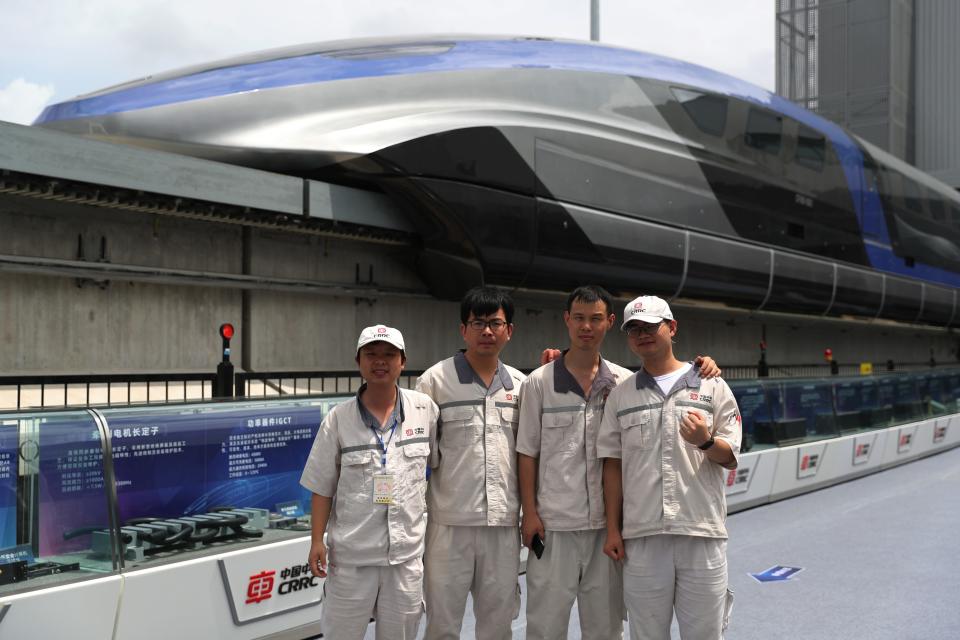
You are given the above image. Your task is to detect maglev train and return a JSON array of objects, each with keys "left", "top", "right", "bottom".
[{"left": 34, "top": 36, "right": 960, "bottom": 325}]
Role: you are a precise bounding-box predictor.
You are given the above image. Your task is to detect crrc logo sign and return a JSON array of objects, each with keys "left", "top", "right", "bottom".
[{"left": 245, "top": 564, "right": 320, "bottom": 605}]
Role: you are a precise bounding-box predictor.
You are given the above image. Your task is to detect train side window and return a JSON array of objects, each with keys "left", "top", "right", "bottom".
[
  {"left": 795, "top": 124, "right": 825, "bottom": 171},
  {"left": 903, "top": 178, "right": 924, "bottom": 214},
  {"left": 928, "top": 197, "right": 945, "bottom": 222},
  {"left": 745, "top": 108, "right": 782, "bottom": 155},
  {"left": 671, "top": 87, "right": 727, "bottom": 136},
  {"left": 951, "top": 204, "right": 960, "bottom": 225}
]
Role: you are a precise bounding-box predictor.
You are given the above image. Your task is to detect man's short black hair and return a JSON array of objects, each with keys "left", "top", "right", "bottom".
[
  {"left": 566, "top": 285, "right": 614, "bottom": 316},
  {"left": 460, "top": 286, "right": 515, "bottom": 324}
]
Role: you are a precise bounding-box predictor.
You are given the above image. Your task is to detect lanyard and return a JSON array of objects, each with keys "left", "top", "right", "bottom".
[{"left": 370, "top": 415, "right": 398, "bottom": 470}]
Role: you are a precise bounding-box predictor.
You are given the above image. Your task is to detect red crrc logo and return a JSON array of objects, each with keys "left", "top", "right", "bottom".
[{"left": 246, "top": 570, "right": 276, "bottom": 604}]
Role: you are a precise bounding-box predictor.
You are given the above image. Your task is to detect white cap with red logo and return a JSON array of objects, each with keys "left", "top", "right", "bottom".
[
  {"left": 621, "top": 296, "right": 674, "bottom": 329},
  {"left": 356, "top": 324, "right": 405, "bottom": 353}
]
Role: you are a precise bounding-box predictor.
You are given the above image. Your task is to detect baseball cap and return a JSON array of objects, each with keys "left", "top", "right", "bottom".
[
  {"left": 356, "top": 324, "right": 405, "bottom": 353},
  {"left": 621, "top": 296, "right": 674, "bottom": 329}
]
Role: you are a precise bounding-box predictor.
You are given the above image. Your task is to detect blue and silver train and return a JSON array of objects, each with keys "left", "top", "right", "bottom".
[{"left": 34, "top": 36, "right": 960, "bottom": 325}]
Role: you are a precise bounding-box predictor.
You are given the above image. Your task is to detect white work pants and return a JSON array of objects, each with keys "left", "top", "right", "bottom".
[
  {"left": 525, "top": 529, "right": 624, "bottom": 640},
  {"left": 423, "top": 521, "right": 521, "bottom": 640},
  {"left": 321, "top": 557, "right": 423, "bottom": 640},
  {"left": 623, "top": 535, "right": 733, "bottom": 640}
]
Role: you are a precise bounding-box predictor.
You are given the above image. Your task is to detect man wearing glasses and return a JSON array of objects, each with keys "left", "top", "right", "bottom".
[
  {"left": 517, "top": 287, "right": 720, "bottom": 639},
  {"left": 416, "top": 286, "right": 525, "bottom": 640},
  {"left": 598, "top": 296, "right": 740, "bottom": 640}
]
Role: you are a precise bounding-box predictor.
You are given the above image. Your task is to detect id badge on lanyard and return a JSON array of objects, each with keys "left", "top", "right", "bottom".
[
  {"left": 373, "top": 473, "right": 395, "bottom": 505},
  {"left": 371, "top": 417, "right": 397, "bottom": 505}
]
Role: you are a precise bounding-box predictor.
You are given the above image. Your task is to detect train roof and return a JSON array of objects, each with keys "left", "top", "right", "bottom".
[{"left": 34, "top": 35, "right": 842, "bottom": 139}]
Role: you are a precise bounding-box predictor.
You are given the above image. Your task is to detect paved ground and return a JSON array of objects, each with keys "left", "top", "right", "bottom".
[{"left": 360, "top": 446, "right": 960, "bottom": 638}]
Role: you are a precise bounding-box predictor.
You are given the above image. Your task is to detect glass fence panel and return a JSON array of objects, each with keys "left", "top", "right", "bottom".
[
  {"left": 729, "top": 381, "right": 773, "bottom": 452},
  {"left": 834, "top": 379, "right": 869, "bottom": 432},
  {"left": 730, "top": 369, "right": 960, "bottom": 448},
  {"left": 782, "top": 380, "right": 835, "bottom": 442},
  {"left": 0, "top": 409, "right": 117, "bottom": 596}
]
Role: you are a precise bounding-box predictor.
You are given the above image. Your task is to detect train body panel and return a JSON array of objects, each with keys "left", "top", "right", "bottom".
[{"left": 33, "top": 36, "right": 960, "bottom": 325}]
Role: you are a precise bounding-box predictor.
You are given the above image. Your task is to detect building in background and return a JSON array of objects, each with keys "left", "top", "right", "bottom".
[{"left": 776, "top": 0, "right": 960, "bottom": 189}]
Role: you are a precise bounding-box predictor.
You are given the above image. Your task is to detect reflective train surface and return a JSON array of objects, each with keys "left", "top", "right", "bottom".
[{"left": 34, "top": 36, "right": 960, "bottom": 325}]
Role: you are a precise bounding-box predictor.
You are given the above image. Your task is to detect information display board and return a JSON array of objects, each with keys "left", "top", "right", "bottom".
[
  {"left": 0, "top": 419, "right": 17, "bottom": 549},
  {"left": 35, "top": 398, "right": 350, "bottom": 556},
  {"left": 105, "top": 401, "right": 334, "bottom": 523}
]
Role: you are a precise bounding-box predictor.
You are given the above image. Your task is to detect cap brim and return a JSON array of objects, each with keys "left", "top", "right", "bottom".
[
  {"left": 621, "top": 313, "right": 667, "bottom": 329},
  {"left": 356, "top": 338, "right": 405, "bottom": 352}
]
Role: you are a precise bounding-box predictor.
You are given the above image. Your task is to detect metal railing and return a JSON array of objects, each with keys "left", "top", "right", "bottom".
[
  {"left": 235, "top": 370, "right": 426, "bottom": 398},
  {"left": 722, "top": 361, "right": 937, "bottom": 380},
  {"left": 0, "top": 373, "right": 216, "bottom": 411},
  {"left": 0, "top": 362, "right": 944, "bottom": 410},
  {"left": 236, "top": 362, "right": 942, "bottom": 398}
]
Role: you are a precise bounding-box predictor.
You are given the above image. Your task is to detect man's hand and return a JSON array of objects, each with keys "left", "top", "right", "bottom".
[
  {"left": 679, "top": 410, "right": 712, "bottom": 447},
  {"left": 521, "top": 510, "right": 546, "bottom": 548},
  {"left": 308, "top": 540, "right": 328, "bottom": 577},
  {"left": 603, "top": 529, "right": 625, "bottom": 561},
  {"left": 540, "top": 349, "right": 562, "bottom": 366},
  {"left": 694, "top": 355, "right": 721, "bottom": 378}
]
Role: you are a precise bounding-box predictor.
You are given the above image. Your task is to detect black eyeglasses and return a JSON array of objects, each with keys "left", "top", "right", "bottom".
[
  {"left": 624, "top": 321, "right": 664, "bottom": 337},
  {"left": 466, "top": 319, "right": 509, "bottom": 332}
]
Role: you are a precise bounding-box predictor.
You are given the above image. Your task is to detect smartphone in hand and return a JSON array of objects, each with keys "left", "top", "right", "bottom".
[{"left": 531, "top": 533, "right": 545, "bottom": 560}]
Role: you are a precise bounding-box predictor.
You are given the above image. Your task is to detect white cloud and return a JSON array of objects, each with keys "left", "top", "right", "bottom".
[{"left": 0, "top": 78, "right": 55, "bottom": 125}]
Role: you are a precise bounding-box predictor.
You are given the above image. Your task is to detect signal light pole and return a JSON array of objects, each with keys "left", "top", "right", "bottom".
[
  {"left": 214, "top": 323, "right": 235, "bottom": 398},
  {"left": 590, "top": 0, "right": 600, "bottom": 41}
]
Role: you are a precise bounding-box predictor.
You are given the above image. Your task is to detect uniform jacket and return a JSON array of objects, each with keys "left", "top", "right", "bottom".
[
  {"left": 516, "top": 354, "right": 633, "bottom": 531},
  {"left": 597, "top": 366, "right": 741, "bottom": 540},
  {"left": 416, "top": 353, "right": 526, "bottom": 526},
  {"left": 300, "top": 386, "right": 439, "bottom": 566}
]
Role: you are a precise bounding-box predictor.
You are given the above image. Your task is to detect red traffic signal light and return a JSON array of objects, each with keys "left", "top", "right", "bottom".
[{"left": 219, "top": 323, "right": 235, "bottom": 341}]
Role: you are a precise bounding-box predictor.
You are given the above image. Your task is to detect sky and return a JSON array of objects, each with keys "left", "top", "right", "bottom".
[{"left": 0, "top": 0, "right": 774, "bottom": 125}]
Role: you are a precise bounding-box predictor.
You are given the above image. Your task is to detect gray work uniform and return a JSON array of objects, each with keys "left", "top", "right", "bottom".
[
  {"left": 597, "top": 367, "right": 741, "bottom": 640},
  {"left": 415, "top": 352, "right": 525, "bottom": 640},
  {"left": 300, "top": 386, "right": 439, "bottom": 639},
  {"left": 516, "top": 354, "right": 632, "bottom": 640}
]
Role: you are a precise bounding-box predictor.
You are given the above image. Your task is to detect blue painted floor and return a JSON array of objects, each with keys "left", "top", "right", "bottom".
[{"left": 360, "top": 446, "right": 960, "bottom": 638}]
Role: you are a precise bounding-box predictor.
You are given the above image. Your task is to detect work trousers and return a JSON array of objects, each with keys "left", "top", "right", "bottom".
[
  {"left": 321, "top": 557, "right": 423, "bottom": 640},
  {"left": 423, "top": 521, "right": 521, "bottom": 640},
  {"left": 623, "top": 535, "right": 733, "bottom": 640},
  {"left": 525, "top": 529, "right": 624, "bottom": 640}
]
